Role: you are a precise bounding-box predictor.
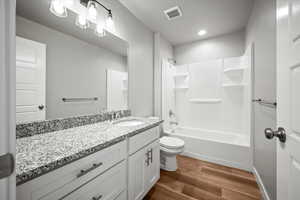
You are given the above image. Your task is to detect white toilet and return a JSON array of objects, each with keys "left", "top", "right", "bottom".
[{"left": 160, "top": 136, "right": 185, "bottom": 171}]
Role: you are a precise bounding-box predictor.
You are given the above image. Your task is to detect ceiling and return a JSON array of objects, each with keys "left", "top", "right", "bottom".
[
  {"left": 119, "top": 0, "right": 253, "bottom": 45},
  {"left": 16, "top": 0, "right": 129, "bottom": 56}
]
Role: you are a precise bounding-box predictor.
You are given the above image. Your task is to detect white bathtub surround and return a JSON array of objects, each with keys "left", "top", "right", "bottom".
[
  {"left": 160, "top": 136, "right": 185, "bottom": 171},
  {"left": 162, "top": 45, "right": 253, "bottom": 171},
  {"left": 174, "top": 50, "right": 252, "bottom": 135}
]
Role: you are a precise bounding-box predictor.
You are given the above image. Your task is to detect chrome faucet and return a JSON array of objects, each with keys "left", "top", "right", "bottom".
[
  {"left": 112, "top": 112, "right": 121, "bottom": 121},
  {"left": 115, "top": 112, "right": 121, "bottom": 120}
]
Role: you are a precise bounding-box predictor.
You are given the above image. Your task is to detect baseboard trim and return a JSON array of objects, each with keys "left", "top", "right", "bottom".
[
  {"left": 181, "top": 151, "right": 251, "bottom": 172},
  {"left": 252, "top": 167, "right": 270, "bottom": 200}
]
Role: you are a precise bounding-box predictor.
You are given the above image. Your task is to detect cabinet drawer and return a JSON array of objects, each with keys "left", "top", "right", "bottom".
[
  {"left": 129, "top": 127, "right": 159, "bottom": 155},
  {"left": 17, "top": 140, "right": 127, "bottom": 200},
  {"left": 63, "top": 161, "right": 126, "bottom": 200}
]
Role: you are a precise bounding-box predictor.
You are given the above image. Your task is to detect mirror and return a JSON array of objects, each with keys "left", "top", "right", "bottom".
[{"left": 16, "top": 0, "right": 129, "bottom": 123}]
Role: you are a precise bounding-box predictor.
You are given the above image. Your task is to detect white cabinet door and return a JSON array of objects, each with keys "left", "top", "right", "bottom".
[
  {"left": 16, "top": 36, "right": 46, "bottom": 123},
  {"left": 128, "top": 139, "right": 160, "bottom": 200},
  {"left": 145, "top": 140, "right": 160, "bottom": 192},
  {"left": 128, "top": 147, "right": 147, "bottom": 200}
]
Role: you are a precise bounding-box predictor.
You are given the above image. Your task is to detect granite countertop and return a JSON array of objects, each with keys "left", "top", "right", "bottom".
[{"left": 16, "top": 117, "right": 163, "bottom": 185}]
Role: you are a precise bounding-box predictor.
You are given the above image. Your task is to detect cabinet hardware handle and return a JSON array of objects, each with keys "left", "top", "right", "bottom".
[
  {"left": 149, "top": 149, "right": 153, "bottom": 164},
  {"left": 92, "top": 195, "right": 102, "bottom": 200},
  {"left": 145, "top": 149, "right": 153, "bottom": 166},
  {"left": 145, "top": 151, "right": 150, "bottom": 166},
  {"left": 77, "top": 162, "right": 103, "bottom": 178}
]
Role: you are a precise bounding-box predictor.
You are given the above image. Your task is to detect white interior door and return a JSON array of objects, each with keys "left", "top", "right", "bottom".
[
  {"left": 277, "top": 0, "right": 300, "bottom": 199},
  {"left": 0, "top": 0, "right": 16, "bottom": 200},
  {"left": 16, "top": 37, "right": 46, "bottom": 123}
]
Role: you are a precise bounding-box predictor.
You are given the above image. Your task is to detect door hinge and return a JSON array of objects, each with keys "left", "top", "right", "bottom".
[{"left": 0, "top": 153, "right": 14, "bottom": 179}]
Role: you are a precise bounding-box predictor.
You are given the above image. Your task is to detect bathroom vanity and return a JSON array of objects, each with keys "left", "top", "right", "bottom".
[{"left": 16, "top": 117, "right": 162, "bottom": 200}]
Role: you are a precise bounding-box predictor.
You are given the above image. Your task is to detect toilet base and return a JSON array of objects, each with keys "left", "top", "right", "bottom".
[{"left": 160, "top": 152, "right": 178, "bottom": 171}]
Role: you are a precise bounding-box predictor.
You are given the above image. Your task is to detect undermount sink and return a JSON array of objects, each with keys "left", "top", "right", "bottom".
[{"left": 113, "top": 119, "right": 145, "bottom": 127}]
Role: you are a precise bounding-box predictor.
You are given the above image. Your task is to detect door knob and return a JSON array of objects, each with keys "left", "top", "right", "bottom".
[
  {"left": 38, "top": 105, "right": 44, "bottom": 110},
  {"left": 264, "top": 127, "right": 286, "bottom": 143},
  {"left": 0, "top": 153, "right": 14, "bottom": 179}
]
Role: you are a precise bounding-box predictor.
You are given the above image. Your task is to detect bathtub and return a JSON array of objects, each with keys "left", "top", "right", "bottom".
[{"left": 164, "top": 127, "right": 252, "bottom": 171}]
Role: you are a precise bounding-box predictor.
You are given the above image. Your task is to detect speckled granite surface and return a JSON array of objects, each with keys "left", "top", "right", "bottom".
[
  {"left": 16, "top": 117, "right": 162, "bottom": 185},
  {"left": 16, "top": 110, "right": 131, "bottom": 138}
]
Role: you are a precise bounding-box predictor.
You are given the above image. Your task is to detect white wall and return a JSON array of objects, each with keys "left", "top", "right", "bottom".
[
  {"left": 245, "top": 0, "right": 277, "bottom": 199},
  {"left": 16, "top": 16, "right": 127, "bottom": 119},
  {"left": 174, "top": 30, "right": 245, "bottom": 65}
]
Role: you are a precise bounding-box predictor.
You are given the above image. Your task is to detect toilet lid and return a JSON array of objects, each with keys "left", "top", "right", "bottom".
[{"left": 160, "top": 136, "right": 185, "bottom": 149}]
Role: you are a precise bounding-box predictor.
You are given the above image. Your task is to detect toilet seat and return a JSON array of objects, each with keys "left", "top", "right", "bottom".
[
  {"left": 160, "top": 136, "right": 185, "bottom": 149},
  {"left": 160, "top": 146, "right": 184, "bottom": 154}
]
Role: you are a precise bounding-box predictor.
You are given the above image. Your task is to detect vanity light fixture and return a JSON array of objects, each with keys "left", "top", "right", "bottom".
[
  {"left": 49, "top": 0, "right": 114, "bottom": 36},
  {"left": 80, "top": 0, "right": 115, "bottom": 31},
  {"left": 198, "top": 29, "right": 207, "bottom": 36}
]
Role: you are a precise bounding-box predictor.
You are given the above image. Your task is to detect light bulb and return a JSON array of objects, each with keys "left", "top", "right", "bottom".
[
  {"left": 75, "top": 14, "right": 89, "bottom": 29},
  {"left": 50, "top": 0, "right": 67, "bottom": 17},
  {"left": 87, "top": 1, "right": 97, "bottom": 21},
  {"left": 105, "top": 12, "right": 114, "bottom": 31},
  {"left": 95, "top": 24, "right": 106, "bottom": 37}
]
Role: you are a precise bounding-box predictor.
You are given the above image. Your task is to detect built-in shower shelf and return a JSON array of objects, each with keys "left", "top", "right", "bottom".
[
  {"left": 174, "top": 87, "right": 189, "bottom": 91},
  {"left": 173, "top": 73, "right": 189, "bottom": 78},
  {"left": 189, "top": 98, "right": 222, "bottom": 103},
  {"left": 224, "top": 67, "right": 246, "bottom": 73},
  {"left": 222, "top": 83, "right": 245, "bottom": 88}
]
